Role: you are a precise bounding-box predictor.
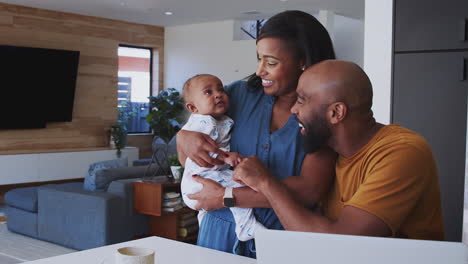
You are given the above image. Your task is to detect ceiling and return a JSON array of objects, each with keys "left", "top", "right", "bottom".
[{"left": 0, "top": 0, "right": 364, "bottom": 27}]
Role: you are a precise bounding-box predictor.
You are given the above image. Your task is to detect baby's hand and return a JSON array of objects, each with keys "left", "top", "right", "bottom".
[{"left": 224, "top": 152, "right": 244, "bottom": 167}]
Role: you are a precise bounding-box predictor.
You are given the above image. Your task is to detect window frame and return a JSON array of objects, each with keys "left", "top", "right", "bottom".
[{"left": 118, "top": 44, "right": 154, "bottom": 134}]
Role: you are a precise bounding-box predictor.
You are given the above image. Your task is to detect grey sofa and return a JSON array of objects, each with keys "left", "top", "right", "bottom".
[{"left": 5, "top": 166, "right": 163, "bottom": 250}]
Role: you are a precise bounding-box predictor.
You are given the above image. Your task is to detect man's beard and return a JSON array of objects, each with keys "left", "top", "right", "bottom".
[{"left": 303, "top": 114, "right": 331, "bottom": 153}]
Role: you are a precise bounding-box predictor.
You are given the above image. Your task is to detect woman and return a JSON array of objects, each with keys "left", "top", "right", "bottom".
[{"left": 177, "top": 10, "right": 336, "bottom": 258}]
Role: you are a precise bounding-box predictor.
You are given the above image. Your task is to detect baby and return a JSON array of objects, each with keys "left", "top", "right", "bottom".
[{"left": 180, "top": 74, "right": 265, "bottom": 241}]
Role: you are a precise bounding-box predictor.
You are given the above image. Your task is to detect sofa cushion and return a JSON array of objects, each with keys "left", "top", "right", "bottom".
[
  {"left": 41, "top": 182, "right": 84, "bottom": 192},
  {"left": 94, "top": 166, "right": 152, "bottom": 192},
  {"left": 6, "top": 206, "right": 38, "bottom": 237},
  {"left": 133, "top": 158, "right": 151, "bottom": 166},
  {"left": 5, "top": 186, "right": 39, "bottom": 212},
  {"left": 83, "top": 157, "right": 128, "bottom": 191}
]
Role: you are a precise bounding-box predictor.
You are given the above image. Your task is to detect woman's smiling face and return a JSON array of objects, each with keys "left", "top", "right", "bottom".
[{"left": 255, "top": 37, "right": 304, "bottom": 97}]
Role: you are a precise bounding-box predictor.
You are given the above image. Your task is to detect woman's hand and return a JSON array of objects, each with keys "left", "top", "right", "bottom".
[
  {"left": 187, "top": 175, "right": 224, "bottom": 211},
  {"left": 176, "top": 130, "right": 227, "bottom": 168}
]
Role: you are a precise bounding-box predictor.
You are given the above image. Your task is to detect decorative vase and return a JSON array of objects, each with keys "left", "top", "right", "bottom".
[{"left": 170, "top": 166, "right": 183, "bottom": 182}]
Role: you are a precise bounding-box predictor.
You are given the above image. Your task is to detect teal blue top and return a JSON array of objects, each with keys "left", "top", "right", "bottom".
[
  {"left": 227, "top": 80, "right": 305, "bottom": 179},
  {"left": 196, "top": 80, "right": 306, "bottom": 258}
]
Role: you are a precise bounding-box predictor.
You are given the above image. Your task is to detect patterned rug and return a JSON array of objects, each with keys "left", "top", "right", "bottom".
[{"left": 0, "top": 221, "right": 76, "bottom": 263}]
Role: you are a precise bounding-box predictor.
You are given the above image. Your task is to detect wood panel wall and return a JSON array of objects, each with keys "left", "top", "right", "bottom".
[
  {"left": 0, "top": 3, "right": 164, "bottom": 152},
  {"left": 127, "top": 134, "right": 153, "bottom": 159}
]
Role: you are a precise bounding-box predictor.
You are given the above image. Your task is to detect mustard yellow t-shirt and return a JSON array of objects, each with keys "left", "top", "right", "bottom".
[{"left": 323, "top": 124, "right": 444, "bottom": 240}]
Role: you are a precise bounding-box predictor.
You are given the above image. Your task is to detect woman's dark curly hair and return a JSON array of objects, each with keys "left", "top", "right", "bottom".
[{"left": 247, "top": 10, "right": 336, "bottom": 89}]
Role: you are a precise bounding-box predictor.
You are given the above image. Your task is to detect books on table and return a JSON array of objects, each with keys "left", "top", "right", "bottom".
[
  {"left": 177, "top": 210, "right": 199, "bottom": 238},
  {"left": 163, "top": 199, "right": 182, "bottom": 207},
  {"left": 162, "top": 192, "right": 184, "bottom": 212},
  {"left": 178, "top": 224, "right": 199, "bottom": 238},
  {"left": 163, "top": 203, "right": 184, "bottom": 212},
  {"left": 161, "top": 191, "right": 199, "bottom": 239},
  {"left": 179, "top": 211, "right": 196, "bottom": 220},
  {"left": 163, "top": 192, "right": 180, "bottom": 199},
  {"left": 179, "top": 216, "right": 198, "bottom": 227}
]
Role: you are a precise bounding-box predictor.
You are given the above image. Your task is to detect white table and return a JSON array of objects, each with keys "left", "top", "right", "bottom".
[{"left": 23, "top": 236, "right": 256, "bottom": 264}]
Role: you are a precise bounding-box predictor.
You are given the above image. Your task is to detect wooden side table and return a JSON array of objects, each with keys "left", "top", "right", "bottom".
[{"left": 133, "top": 179, "right": 197, "bottom": 242}]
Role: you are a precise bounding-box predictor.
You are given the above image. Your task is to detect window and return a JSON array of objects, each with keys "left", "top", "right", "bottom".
[
  {"left": 117, "top": 45, "right": 152, "bottom": 133},
  {"left": 233, "top": 19, "right": 267, "bottom": 40}
]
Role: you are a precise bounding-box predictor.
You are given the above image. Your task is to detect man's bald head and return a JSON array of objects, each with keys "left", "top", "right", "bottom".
[
  {"left": 299, "top": 60, "right": 373, "bottom": 115},
  {"left": 292, "top": 60, "right": 376, "bottom": 153}
]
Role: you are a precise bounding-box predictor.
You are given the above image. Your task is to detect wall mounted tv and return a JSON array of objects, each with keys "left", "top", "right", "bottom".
[{"left": 0, "top": 45, "right": 80, "bottom": 129}]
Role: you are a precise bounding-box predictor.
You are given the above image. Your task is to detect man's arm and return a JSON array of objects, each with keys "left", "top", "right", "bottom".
[
  {"left": 258, "top": 174, "right": 391, "bottom": 236},
  {"left": 234, "top": 143, "right": 433, "bottom": 237},
  {"left": 188, "top": 147, "right": 336, "bottom": 210}
]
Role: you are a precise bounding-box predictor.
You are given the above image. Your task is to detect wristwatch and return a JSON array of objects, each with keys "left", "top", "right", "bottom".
[{"left": 223, "top": 187, "right": 235, "bottom": 207}]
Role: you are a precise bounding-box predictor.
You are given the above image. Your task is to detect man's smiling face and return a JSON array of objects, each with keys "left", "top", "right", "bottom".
[{"left": 291, "top": 72, "right": 332, "bottom": 153}]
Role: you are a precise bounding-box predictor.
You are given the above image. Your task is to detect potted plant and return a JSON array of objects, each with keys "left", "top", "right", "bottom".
[
  {"left": 168, "top": 154, "right": 183, "bottom": 182},
  {"left": 146, "top": 88, "right": 185, "bottom": 143},
  {"left": 110, "top": 122, "right": 127, "bottom": 158},
  {"left": 109, "top": 100, "right": 136, "bottom": 158},
  {"left": 117, "top": 100, "right": 137, "bottom": 131}
]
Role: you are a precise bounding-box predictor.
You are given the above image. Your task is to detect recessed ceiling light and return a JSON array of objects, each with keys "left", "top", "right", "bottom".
[
  {"left": 164, "top": 11, "right": 173, "bottom": 16},
  {"left": 280, "top": 0, "right": 288, "bottom": 2},
  {"left": 119, "top": 2, "right": 127, "bottom": 6}
]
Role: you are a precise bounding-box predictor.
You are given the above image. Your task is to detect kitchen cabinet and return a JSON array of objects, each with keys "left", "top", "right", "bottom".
[
  {"left": 393, "top": 52, "right": 468, "bottom": 241},
  {"left": 394, "top": 0, "right": 468, "bottom": 52},
  {"left": 392, "top": 0, "right": 468, "bottom": 242}
]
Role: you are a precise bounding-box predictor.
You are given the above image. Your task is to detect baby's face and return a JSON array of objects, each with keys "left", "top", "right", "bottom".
[{"left": 190, "top": 75, "right": 229, "bottom": 118}]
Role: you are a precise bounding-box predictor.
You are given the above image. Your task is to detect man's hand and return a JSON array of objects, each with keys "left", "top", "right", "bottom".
[
  {"left": 187, "top": 175, "right": 224, "bottom": 211},
  {"left": 233, "top": 156, "right": 274, "bottom": 192}
]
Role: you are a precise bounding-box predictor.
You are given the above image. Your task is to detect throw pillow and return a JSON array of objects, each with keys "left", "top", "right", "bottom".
[{"left": 83, "top": 157, "right": 128, "bottom": 191}]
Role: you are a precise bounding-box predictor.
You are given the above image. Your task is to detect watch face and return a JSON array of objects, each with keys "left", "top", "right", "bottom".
[{"left": 223, "top": 198, "right": 235, "bottom": 207}]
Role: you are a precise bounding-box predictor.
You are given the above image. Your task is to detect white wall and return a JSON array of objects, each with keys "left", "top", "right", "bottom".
[
  {"left": 164, "top": 15, "right": 365, "bottom": 92},
  {"left": 333, "top": 14, "right": 364, "bottom": 67},
  {"left": 363, "top": 0, "right": 394, "bottom": 124},
  {"left": 164, "top": 20, "right": 257, "bottom": 91}
]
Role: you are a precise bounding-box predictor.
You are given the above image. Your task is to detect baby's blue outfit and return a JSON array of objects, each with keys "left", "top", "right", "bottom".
[
  {"left": 181, "top": 113, "right": 266, "bottom": 241},
  {"left": 195, "top": 81, "right": 306, "bottom": 258}
]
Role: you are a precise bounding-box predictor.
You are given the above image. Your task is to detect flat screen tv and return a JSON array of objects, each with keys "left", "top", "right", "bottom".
[{"left": 0, "top": 45, "right": 80, "bottom": 129}]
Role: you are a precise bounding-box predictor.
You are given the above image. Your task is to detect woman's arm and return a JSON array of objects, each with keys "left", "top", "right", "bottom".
[
  {"left": 281, "top": 147, "right": 336, "bottom": 207},
  {"left": 176, "top": 131, "right": 188, "bottom": 167},
  {"left": 176, "top": 130, "right": 227, "bottom": 168},
  {"left": 236, "top": 147, "right": 336, "bottom": 207},
  {"left": 188, "top": 147, "right": 337, "bottom": 210}
]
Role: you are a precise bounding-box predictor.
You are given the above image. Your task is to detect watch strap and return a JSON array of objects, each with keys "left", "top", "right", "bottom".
[
  {"left": 223, "top": 187, "right": 233, "bottom": 199},
  {"left": 223, "top": 187, "right": 235, "bottom": 207}
]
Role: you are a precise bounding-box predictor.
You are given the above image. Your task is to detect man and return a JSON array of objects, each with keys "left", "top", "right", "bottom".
[{"left": 232, "top": 60, "right": 444, "bottom": 240}]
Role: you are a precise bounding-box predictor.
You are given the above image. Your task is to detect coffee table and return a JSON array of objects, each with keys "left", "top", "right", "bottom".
[{"left": 22, "top": 236, "right": 256, "bottom": 264}]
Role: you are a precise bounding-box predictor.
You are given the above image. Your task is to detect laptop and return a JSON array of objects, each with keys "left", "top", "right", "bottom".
[{"left": 255, "top": 229, "right": 468, "bottom": 264}]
